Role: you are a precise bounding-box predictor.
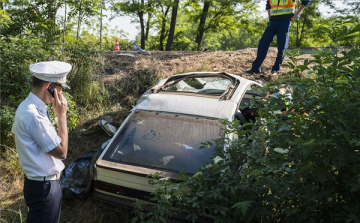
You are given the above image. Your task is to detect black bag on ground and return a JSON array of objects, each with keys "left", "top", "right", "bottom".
[{"left": 60, "top": 140, "right": 110, "bottom": 199}]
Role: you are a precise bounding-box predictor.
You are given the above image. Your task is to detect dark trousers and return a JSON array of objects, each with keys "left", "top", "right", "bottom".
[
  {"left": 251, "top": 19, "right": 291, "bottom": 72},
  {"left": 24, "top": 178, "right": 62, "bottom": 223}
]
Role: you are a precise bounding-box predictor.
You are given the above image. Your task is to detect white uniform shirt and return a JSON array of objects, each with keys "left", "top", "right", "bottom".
[{"left": 12, "top": 92, "right": 65, "bottom": 177}]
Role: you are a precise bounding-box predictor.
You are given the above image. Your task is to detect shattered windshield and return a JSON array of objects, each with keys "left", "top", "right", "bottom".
[
  {"left": 163, "top": 76, "right": 233, "bottom": 95},
  {"left": 102, "top": 110, "right": 224, "bottom": 174}
]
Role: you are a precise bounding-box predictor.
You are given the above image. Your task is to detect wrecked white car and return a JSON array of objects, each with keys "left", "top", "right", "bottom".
[{"left": 92, "top": 72, "right": 262, "bottom": 207}]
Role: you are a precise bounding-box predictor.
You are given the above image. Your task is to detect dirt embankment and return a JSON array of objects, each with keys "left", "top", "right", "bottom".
[
  {"left": 97, "top": 47, "right": 313, "bottom": 99},
  {"left": 99, "top": 47, "right": 282, "bottom": 81},
  {"left": 96, "top": 47, "right": 302, "bottom": 106}
]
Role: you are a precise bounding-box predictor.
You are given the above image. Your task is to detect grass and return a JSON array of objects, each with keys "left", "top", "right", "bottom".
[
  {"left": 61, "top": 197, "right": 133, "bottom": 223},
  {"left": 0, "top": 145, "right": 27, "bottom": 223}
]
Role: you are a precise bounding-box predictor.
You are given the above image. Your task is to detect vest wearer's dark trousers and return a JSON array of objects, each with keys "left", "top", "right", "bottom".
[{"left": 251, "top": 18, "right": 291, "bottom": 73}]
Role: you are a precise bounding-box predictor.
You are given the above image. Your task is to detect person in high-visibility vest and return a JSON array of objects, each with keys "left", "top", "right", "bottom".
[{"left": 245, "top": 0, "right": 311, "bottom": 75}]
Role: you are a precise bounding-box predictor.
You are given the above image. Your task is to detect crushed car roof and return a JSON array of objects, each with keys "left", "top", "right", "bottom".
[{"left": 134, "top": 72, "right": 261, "bottom": 120}]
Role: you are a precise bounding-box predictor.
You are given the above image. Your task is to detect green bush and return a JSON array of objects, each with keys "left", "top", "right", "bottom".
[
  {"left": 0, "top": 37, "right": 85, "bottom": 149},
  {"left": 65, "top": 43, "right": 108, "bottom": 110},
  {"left": 135, "top": 20, "right": 360, "bottom": 223},
  {"left": 0, "top": 37, "right": 49, "bottom": 149},
  {"left": 0, "top": 37, "right": 48, "bottom": 106},
  {"left": 0, "top": 106, "right": 16, "bottom": 148}
]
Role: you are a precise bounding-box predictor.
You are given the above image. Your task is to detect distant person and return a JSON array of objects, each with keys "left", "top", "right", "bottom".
[
  {"left": 246, "top": 0, "right": 311, "bottom": 75},
  {"left": 12, "top": 61, "right": 72, "bottom": 223}
]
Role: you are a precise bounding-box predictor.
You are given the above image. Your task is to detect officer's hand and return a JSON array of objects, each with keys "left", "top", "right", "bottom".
[{"left": 52, "top": 88, "right": 68, "bottom": 118}]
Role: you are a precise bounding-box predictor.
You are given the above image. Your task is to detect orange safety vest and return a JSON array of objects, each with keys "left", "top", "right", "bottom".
[{"left": 270, "top": 0, "right": 297, "bottom": 16}]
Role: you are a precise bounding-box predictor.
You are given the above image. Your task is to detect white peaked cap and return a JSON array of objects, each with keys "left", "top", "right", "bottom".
[{"left": 29, "top": 61, "right": 72, "bottom": 88}]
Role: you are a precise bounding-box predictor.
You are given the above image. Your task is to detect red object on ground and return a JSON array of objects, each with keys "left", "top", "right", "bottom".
[{"left": 115, "top": 39, "right": 120, "bottom": 51}]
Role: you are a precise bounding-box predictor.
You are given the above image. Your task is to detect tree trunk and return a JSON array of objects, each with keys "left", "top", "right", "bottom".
[
  {"left": 145, "top": 0, "right": 153, "bottom": 42},
  {"left": 44, "top": 0, "right": 58, "bottom": 49},
  {"left": 99, "top": 0, "right": 104, "bottom": 51},
  {"left": 138, "top": 10, "right": 145, "bottom": 49},
  {"left": 47, "top": 0, "right": 56, "bottom": 22},
  {"left": 159, "top": 20, "right": 165, "bottom": 51},
  {"left": 76, "top": 0, "right": 83, "bottom": 42},
  {"left": 63, "top": 0, "right": 67, "bottom": 44},
  {"left": 138, "top": 0, "right": 146, "bottom": 49},
  {"left": 295, "top": 20, "right": 300, "bottom": 47},
  {"left": 166, "top": 0, "right": 179, "bottom": 51},
  {"left": 298, "top": 17, "right": 306, "bottom": 47},
  {"left": 195, "top": 0, "right": 210, "bottom": 51},
  {"left": 159, "top": 7, "right": 170, "bottom": 51},
  {"left": 145, "top": 12, "right": 152, "bottom": 41},
  {"left": 295, "top": 17, "right": 306, "bottom": 47}
]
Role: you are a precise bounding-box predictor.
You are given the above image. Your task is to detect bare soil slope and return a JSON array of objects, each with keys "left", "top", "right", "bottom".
[{"left": 100, "top": 47, "right": 283, "bottom": 82}]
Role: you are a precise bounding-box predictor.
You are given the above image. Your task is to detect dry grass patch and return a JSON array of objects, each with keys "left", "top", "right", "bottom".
[
  {"left": 61, "top": 197, "right": 132, "bottom": 223},
  {"left": 0, "top": 146, "right": 27, "bottom": 223}
]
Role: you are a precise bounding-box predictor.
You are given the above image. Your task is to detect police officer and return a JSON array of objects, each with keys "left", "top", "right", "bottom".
[
  {"left": 246, "top": 0, "right": 311, "bottom": 75},
  {"left": 12, "top": 61, "right": 72, "bottom": 223}
]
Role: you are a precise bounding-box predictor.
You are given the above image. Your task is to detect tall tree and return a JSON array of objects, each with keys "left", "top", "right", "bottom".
[
  {"left": 112, "top": 0, "right": 155, "bottom": 49},
  {"left": 188, "top": 0, "right": 253, "bottom": 51},
  {"left": 144, "top": 0, "right": 155, "bottom": 42},
  {"left": 195, "top": 0, "right": 210, "bottom": 51},
  {"left": 165, "top": 0, "right": 179, "bottom": 51},
  {"left": 292, "top": 0, "right": 334, "bottom": 47},
  {"left": 1, "top": 0, "right": 64, "bottom": 48},
  {"left": 46, "top": 0, "right": 58, "bottom": 22},
  {"left": 154, "top": 0, "right": 171, "bottom": 51},
  {"left": 66, "top": 0, "right": 101, "bottom": 43},
  {"left": 63, "top": 0, "right": 67, "bottom": 43},
  {"left": 76, "top": 0, "right": 83, "bottom": 41},
  {"left": 138, "top": 0, "right": 146, "bottom": 48}
]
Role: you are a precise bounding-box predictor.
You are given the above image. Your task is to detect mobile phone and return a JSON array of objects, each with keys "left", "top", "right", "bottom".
[{"left": 47, "top": 83, "right": 55, "bottom": 98}]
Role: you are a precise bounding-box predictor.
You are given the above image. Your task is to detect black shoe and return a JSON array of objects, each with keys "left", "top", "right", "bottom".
[{"left": 245, "top": 69, "right": 261, "bottom": 75}]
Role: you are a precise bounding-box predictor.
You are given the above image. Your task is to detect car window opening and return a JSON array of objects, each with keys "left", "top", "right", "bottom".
[
  {"left": 161, "top": 76, "right": 234, "bottom": 96},
  {"left": 238, "top": 90, "right": 263, "bottom": 124}
]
